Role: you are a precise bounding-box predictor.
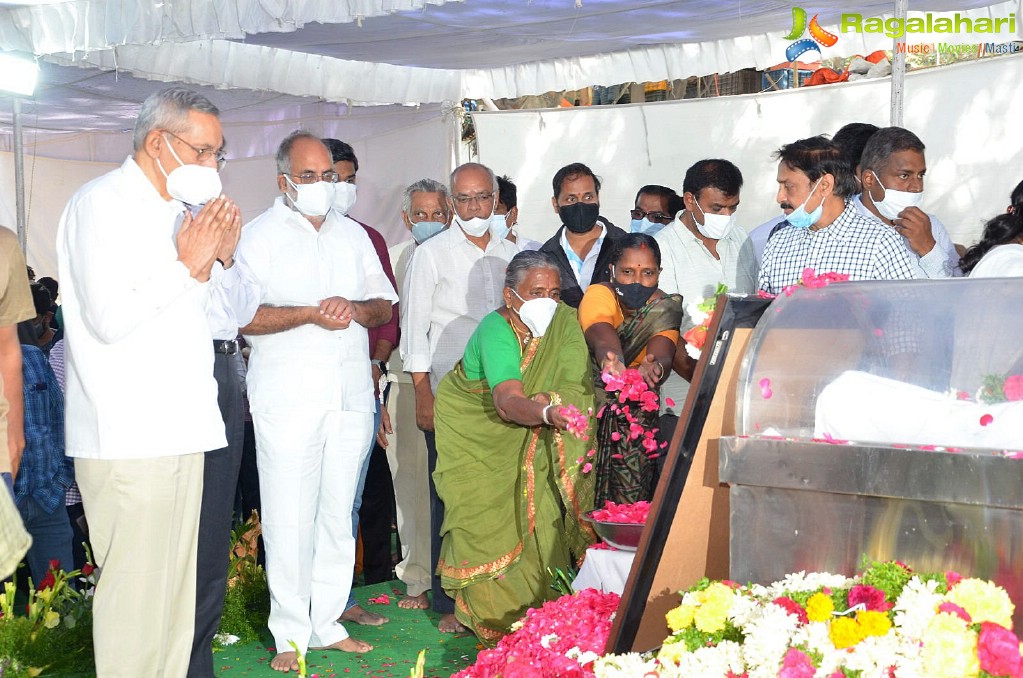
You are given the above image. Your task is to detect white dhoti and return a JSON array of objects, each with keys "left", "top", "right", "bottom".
[{"left": 254, "top": 408, "right": 374, "bottom": 652}]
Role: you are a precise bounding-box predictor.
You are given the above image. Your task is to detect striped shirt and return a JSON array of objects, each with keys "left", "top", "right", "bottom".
[{"left": 759, "top": 201, "right": 917, "bottom": 294}]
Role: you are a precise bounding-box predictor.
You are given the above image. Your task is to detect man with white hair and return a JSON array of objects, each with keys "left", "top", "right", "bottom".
[
  {"left": 237, "top": 131, "right": 397, "bottom": 671},
  {"left": 58, "top": 87, "right": 239, "bottom": 676},
  {"left": 400, "top": 163, "right": 517, "bottom": 631}
]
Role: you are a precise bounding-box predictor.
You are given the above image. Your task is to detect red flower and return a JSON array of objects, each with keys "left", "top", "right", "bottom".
[
  {"left": 772, "top": 596, "right": 809, "bottom": 624},
  {"left": 48, "top": 559, "right": 61, "bottom": 572},
  {"left": 683, "top": 325, "right": 708, "bottom": 350},
  {"left": 81, "top": 563, "right": 95, "bottom": 577},
  {"left": 38, "top": 571, "right": 56, "bottom": 590},
  {"left": 946, "top": 570, "right": 963, "bottom": 589},
  {"left": 1004, "top": 375, "right": 1023, "bottom": 401},
  {"left": 848, "top": 584, "right": 892, "bottom": 612},
  {"left": 977, "top": 621, "right": 1023, "bottom": 677}
]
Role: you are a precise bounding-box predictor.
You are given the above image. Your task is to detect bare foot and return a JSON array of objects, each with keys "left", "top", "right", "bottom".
[
  {"left": 397, "top": 592, "right": 430, "bottom": 610},
  {"left": 311, "top": 637, "right": 374, "bottom": 653},
  {"left": 339, "top": 604, "right": 389, "bottom": 626},
  {"left": 270, "top": 651, "right": 300, "bottom": 673},
  {"left": 438, "top": 613, "right": 467, "bottom": 633}
]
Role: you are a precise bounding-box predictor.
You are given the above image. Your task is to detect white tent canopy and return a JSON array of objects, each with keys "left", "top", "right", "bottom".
[{"left": 1, "top": 0, "right": 1021, "bottom": 275}]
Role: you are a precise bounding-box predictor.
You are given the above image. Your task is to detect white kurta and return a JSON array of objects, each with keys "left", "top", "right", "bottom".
[{"left": 237, "top": 197, "right": 398, "bottom": 652}]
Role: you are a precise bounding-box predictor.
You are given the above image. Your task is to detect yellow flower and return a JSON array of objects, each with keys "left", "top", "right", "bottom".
[
  {"left": 657, "top": 639, "right": 689, "bottom": 665},
  {"left": 35, "top": 588, "right": 53, "bottom": 604},
  {"left": 43, "top": 610, "right": 60, "bottom": 629},
  {"left": 856, "top": 610, "right": 893, "bottom": 637},
  {"left": 806, "top": 592, "right": 834, "bottom": 623},
  {"left": 829, "top": 616, "right": 866, "bottom": 649},
  {"left": 693, "top": 583, "right": 734, "bottom": 634},
  {"left": 666, "top": 604, "right": 695, "bottom": 633},
  {"left": 921, "top": 612, "right": 980, "bottom": 678},
  {"left": 945, "top": 578, "right": 1015, "bottom": 628}
]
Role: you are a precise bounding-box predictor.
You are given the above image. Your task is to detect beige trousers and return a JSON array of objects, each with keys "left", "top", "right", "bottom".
[
  {"left": 76, "top": 453, "right": 204, "bottom": 678},
  {"left": 385, "top": 378, "right": 433, "bottom": 597}
]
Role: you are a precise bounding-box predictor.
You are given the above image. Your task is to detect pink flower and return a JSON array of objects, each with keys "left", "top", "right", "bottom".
[
  {"left": 367, "top": 594, "right": 390, "bottom": 605},
  {"left": 779, "top": 648, "right": 816, "bottom": 678},
  {"left": 847, "top": 584, "right": 891, "bottom": 612},
  {"left": 592, "top": 500, "right": 650, "bottom": 524},
  {"left": 665, "top": 398, "right": 676, "bottom": 407},
  {"left": 581, "top": 463, "right": 592, "bottom": 474},
  {"left": 610, "top": 432, "right": 621, "bottom": 442},
  {"left": 1005, "top": 375, "right": 1023, "bottom": 401},
  {"left": 938, "top": 602, "right": 971, "bottom": 622},
  {"left": 946, "top": 570, "right": 963, "bottom": 588},
  {"left": 978, "top": 622, "right": 1023, "bottom": 677},
  {"left": 642, "top": 437, "right": 658, "bottom": 453},
  {"left": 981, "top": 413, "right": 995, "bottom": 427}
]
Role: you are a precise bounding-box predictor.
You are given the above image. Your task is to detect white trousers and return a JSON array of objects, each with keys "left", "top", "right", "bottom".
[
  {"left": 385, "top": 379, "right": 432, "bottom": 597},
  {"left": 254, "top": 408, "right": 373, "bottom": 653}
]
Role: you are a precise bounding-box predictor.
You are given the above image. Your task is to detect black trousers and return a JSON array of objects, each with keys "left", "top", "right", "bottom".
[
  {"left": 424, "top": 430, "right": 455, "bottom": 614},
  {"left": 358, "top": 440, "right": 398, "bottom": 585},
  {"left": 187, "top": 351, "right": 245, "bottom": 678}
]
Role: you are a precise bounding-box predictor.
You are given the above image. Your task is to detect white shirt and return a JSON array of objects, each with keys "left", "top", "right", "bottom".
[
  {"left": 970, "top": 243, "right": 1023, "bottom": 277},
  {"left": 560, "top": 224, "right": 607, "bottom": 291},
  {"left": 207, "top": 260, "right": 261, "bottom": 340},
  {"left": 852, "top": 195, "right": 961, "bottom": 278},
  {"left": 56, "top": 156, "right": 226, "bottom": 459},
  {"left": 400, "top": 225, "right": 518, "bottom": 391},
  {"left": 656, "top": 215, "right": 757, "bottom": 311},
  {"left": 238, "top": 198, "right": 398, "bottom": 414}
]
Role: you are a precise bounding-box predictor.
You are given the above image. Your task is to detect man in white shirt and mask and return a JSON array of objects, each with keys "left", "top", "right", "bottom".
[
  {"left": 390, "top": 178, "right": 451, "bottom": 611},
  {"left": 236, "top": 131, "right": 397, "bottom": 672},
  {"left": 58, "top": 87, "right": 239, "bottom": 677},
  {"left": 400, "top": 163, "right": 517, "bottom": 632},
  {"left": 855, "top": 126, "right": 960, "bottom": 278},
  {"left": 655, "top": 159, "right": 756, "bottom": 416}
]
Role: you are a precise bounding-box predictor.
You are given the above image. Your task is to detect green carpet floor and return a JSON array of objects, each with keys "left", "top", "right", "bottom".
[{"left": 215, "top": 582, "right": 480, "bottom": 678}]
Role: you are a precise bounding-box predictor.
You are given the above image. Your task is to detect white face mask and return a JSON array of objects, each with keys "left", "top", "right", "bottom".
[
  {"left": 692, "top": 198, "right": 734, "bottom": 240},
  {"left": 454, "top": 212, "right": 493, "bottom": 238},
  {"left": 284, "top": 175, "right": 335, "bottom": 217},
  {"left": 332, "top": 181, "right": 357, "bottom": 216},
  {"left": 158, "top": 135, "right": 222, "bottom": 205},
  {"left": 870, "top": 171, "right": 924, "bottom": 221},
  {"left": 491, "top": 213, "right": 511, "bottom": 241},
  {"left": 512, "top": 290, "right": 558, "bottom": 337}
]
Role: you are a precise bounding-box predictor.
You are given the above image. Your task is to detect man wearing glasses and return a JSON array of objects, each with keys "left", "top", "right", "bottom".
[
  {"left": 630, "top": 185, "right": 683, "bottom": 237},
  {"left": 57, "top": 87, "right": 240, "bottom": 676},
  {"left": 235, "top": 131, "right": 396, "bottom": 672},
  {"left": 400, "top": 162, "right": 517, "bottom": 632}
]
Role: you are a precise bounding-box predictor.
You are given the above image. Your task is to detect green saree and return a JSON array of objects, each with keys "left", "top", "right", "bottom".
[
  {"left": 593, "top": 292, "right": 684, "bottom": 507},
  {"left": 433, "top": 303, "right": 596, "bottom": 645}
]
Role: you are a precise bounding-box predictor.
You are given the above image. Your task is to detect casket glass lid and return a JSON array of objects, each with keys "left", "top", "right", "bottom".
[{"left": 736, "top": 278, "right": 1023, "bottom": 453}]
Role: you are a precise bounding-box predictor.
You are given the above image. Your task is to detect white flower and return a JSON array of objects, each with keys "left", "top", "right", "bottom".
[
  {"left": 684, "top": 342, "right": 702, "bottom": 360},
  {"left": 759, "top": 571, "right": 856, "bottom": 600},
  {"left": 540, "top": 632, "right": 558, "bottom": 649},
  {"left": 593, "top": 652, "right": 658, "bottom": 677},
  {"left": 892, "top": 577, "right": 943, "bottom": 641},
  {"left": 741, "top": 603, "right": 800, "bottom": 676},
  {"left": 686, "top": 302, "right": 709, "bottom": 327},
  {"left": 214, "top": 633, "right": 239, "bottom": 646},
  {"left": 663, "top": 641, "right": 744, "bottom": 677}
]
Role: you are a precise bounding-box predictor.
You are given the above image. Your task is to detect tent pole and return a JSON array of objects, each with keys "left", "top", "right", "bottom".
[
  {"left": 13, "top": 97, "right": 27, "bottom": 253},
  {"left": 890, "top": 0, "right": 908, "bottom": 126}
]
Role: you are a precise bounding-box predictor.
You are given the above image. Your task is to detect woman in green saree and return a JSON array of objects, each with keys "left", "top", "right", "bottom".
[
  {"left": 433, "top": 250, "right": 596, "bottom": 645},
  {"left": 578, "top": 233, "right": 684, "bottom": 507}
]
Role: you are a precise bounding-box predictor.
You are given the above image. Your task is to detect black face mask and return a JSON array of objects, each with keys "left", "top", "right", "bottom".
[
  {"left": 613, "top": 281, "right": 656, "bottom": 309},
  {"left": 558, "top": 202, "right": 600, "bottom": 234}
]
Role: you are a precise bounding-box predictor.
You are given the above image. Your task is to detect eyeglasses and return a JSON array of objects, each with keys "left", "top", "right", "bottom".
[
  {"left": 163, "top": 131, "right": 227, "bottom": 170},
  {"left": 286, "top": 171, "right": 340, "bottom": 185},
  {"left": 630, "top": 208, "right": 675, "bottom": 225},
  {"left": 452, "top": 192, "right": 495, "bottom": 206}
]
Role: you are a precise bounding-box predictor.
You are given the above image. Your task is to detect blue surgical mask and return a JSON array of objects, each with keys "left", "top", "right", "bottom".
[
  {"left": 630, "top": 217, "right": 665, "bottom": 236},
  {"left": 491, "top": 213, "right": 511, "bottom": 241},
  {"left": 411, "top": 220, "right": 445, "bottom": 244},
  {"left": 786, "top": 178, "right": 824, "bottom": 230}
]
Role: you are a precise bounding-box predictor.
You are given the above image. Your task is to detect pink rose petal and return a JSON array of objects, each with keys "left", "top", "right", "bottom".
[{"left": 981, "top": 413, "right": 994, "bottom": 427}]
